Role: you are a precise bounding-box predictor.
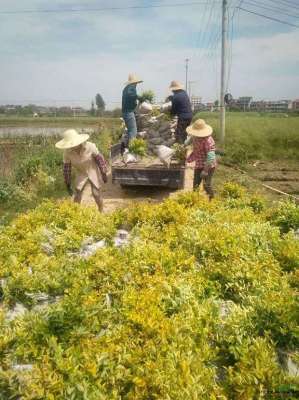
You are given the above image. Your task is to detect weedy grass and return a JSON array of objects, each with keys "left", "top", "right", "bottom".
[
  {"left": 196, "top": 112, "right": 299, "bottom": 164},
  {"left": 0, "top": 116, "right": 121, "bottom": 127},
  {"left": 0, "top": 123, "right": 122, "bottom": 225},
  {"left": 0, "top": 184, "right": 298, "bottom": 399}
]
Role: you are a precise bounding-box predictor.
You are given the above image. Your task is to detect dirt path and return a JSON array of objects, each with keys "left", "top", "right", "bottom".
[
  {"left": 80, "top": 160, "right": 299, "bottom": 213},
  {"left": 81, "top": 167, "right": 195, "bottom": 212}
]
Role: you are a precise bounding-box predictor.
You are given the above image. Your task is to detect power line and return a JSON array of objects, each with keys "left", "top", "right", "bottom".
[
  {"left": 193, "top": 0, "right": 209, "bottom": 59},
  {"left": 0, "top": 2, "right": 220, "bottom": 15},
  {"left": 268, "top": 0, "right": 299, "bottom": 11},
  {"left": 226, "top": 0, "right": 243, "bottom": 93},
  {"left": 244, "top": 0, "right": 299, "bottom": 18},
  {"left": 237, "top": 6, "right": 299, "bottom": 27},
  {"left": 196, "top": 1, "right": 219, "bottom": 74},
  {"left": 261, "top": 0, "right": 299, "bottom": 15},
  {"left": 204, "top": 9, "right": 222, "bottom": 99}
]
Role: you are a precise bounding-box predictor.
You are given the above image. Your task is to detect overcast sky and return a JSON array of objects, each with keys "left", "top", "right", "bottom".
[{"left": 1, "top": 0, "right": 299, "bottom": 108}]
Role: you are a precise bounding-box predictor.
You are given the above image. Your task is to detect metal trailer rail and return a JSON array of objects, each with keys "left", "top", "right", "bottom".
[{"left": 110, "top": 143, "right": 185, "bottom": 189}]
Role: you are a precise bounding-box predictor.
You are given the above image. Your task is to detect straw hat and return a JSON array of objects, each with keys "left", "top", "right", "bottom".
[
  {"left": 55, "top": 129, "right": 89, "bottom": 149},
  {"left": 186, "top": 119, "right": 213, "bottom": 138},
  {"left": 125, "top": 74, "right": 143, "bottom": 86},
  {"left": 169, "top": 80, "right": 184, "bottom": 91}
]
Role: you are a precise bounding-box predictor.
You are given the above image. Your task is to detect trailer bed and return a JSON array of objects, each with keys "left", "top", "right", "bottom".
[{"left": 110, "top": 143, "right": 185, "bottom": 189}]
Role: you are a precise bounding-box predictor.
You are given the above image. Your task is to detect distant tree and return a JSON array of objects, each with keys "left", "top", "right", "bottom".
[
  {"left": 90, "top": 100, "right": 96, "bottom": 116},
  {"left": 139, "top": 90, "right": 155, "bottom": 104},
  {"left": 95, "top": 93, "right": 105, "bottom": 116},
  {"left": 214, "top": 100, "right": 219, "bottom": 108},
  {"left": 111, "top": 107, "right": 122, "bottom": 118}
]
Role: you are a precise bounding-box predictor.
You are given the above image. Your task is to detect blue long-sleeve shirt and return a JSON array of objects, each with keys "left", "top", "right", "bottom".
[
  {"left": 171, "top": 89, "right": 193, "bottom": 120},
  {"left": 122, "top": 84, "right": 138, "bottom": 113}
]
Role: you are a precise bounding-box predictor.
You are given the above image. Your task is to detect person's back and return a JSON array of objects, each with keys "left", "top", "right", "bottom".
[
  {"left": 169, "top": 81, "right": 193, "bottom": 144},
  {"left": 172, "top": 89, "right": 192, "bottom": 120},
  {"left": 122, "top": 84, "right": 138, "bottom": 113}
]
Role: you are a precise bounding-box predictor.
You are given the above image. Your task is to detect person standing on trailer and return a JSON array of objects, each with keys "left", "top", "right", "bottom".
[
  {"left": 186, "top": 119, "right": 217, "bottom": 200},
  {"left": 121, "top": 74, "right": 143, "bottom": 152},
  {"left": 55, "top": 129, "right": 108, "bottom": 212},
  {"left": 169, "top": 80, "right": 193, "bottom": 144}
]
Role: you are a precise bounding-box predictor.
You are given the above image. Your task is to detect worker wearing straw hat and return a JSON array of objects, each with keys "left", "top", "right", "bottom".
[
  {"left": 169, "top": 80, "right": 193, "bottom": 144},
  {"left": 55, "top": 129, "right": 108, "bottom": 211},
  {"left": 186, "top": 119, "right": 217, "bottom": 200},
  {"left": 121, "top": 74, "right": 143, "bottom": 153}
]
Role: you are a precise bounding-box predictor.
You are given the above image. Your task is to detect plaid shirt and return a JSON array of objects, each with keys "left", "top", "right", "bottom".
[
  {"left": 63, "top": 153, "right": 107, "bottom": 186},
  {"left": 187, "top": 136, "right": 217, "bottom": 170}
]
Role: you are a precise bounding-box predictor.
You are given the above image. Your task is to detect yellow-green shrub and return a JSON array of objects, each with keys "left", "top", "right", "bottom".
[{"left": 0, "top": 186, "right": 298, "bottom": 399}]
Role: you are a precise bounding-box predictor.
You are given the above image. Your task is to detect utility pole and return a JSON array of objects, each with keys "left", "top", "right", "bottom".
[
  {"left": 188, "top": 80, "right": 197, "bottom": 98},
  {"left": 185, "top": 58, "right": 189, "bottom": 91},
  {"left": 220, "top": 0, "right": 228, "bottom": 147}
]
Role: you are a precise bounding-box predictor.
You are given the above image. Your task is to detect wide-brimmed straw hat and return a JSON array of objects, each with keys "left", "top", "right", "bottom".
[
  {"left": 186, "top": 119, "right": 213, "bottom": 138},
  {"left": 125, "top": 74, "right": 143, "bottom": 86},
  {"left": 169, "top": 80, "right": 184, "bottom": 91},
  {"left": 55, "top": 129, "right": 89, "bottom": 149}
]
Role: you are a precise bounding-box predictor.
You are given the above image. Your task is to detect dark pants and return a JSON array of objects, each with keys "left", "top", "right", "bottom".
[
  {"left": 175, "top": 118, "right": 192, "bottom": 144},
  {"left": 193, "top": 168, "right": 215, "bottom": 200}
]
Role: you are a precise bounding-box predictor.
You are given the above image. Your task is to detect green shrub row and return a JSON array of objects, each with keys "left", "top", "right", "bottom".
[{"left": 0, "top": 184, "right": 298, "bottom": 398}]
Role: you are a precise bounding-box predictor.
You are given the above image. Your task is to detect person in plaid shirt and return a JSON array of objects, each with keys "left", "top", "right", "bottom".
[
  {"left": 186, "top": 119, "right": 217, "bottom": 200},
  {"left": 56, "top": 129, "right": 108, "bottom": 211}
]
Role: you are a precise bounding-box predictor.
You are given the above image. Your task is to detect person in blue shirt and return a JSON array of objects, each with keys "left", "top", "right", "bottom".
[
  {"left": 121, "top": 74, "right": 143, "bottom": 152},
  {"left": 169, "top": 81, "right": 193, "bottom": 144}
]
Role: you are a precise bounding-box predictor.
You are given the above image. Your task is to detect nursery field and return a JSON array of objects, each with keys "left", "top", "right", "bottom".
[
  {"left": 0, "top": 116, "right": 119, "bottom": 128},
  {"left": 197, "top": 112, "right": 299, "bottom": 165},
  {"left": 0, "top": 113, "right": 298, "bottom": 397},
  {"left": 1, "top": 111, "right": 299, "bottom": 224},
  {"left": 0, "top": 121, "right": 122, "bottom": 225},
  {"left": 0, "top": 185, "right": 298, "bottom": 398}
]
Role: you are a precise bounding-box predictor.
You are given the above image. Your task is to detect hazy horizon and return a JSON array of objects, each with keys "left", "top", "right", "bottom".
[{"left": 1, "top": 0, "right": 298, "bottom": 109}]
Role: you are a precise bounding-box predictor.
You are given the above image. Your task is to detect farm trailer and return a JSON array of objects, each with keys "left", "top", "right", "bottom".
[{"left": 110, "top": 143, "right": 186, "bottom": 189}]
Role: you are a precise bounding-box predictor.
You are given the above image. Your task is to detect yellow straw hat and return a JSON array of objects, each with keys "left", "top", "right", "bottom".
[
  {"left": 169, "top": 80, "right": 184, "bottom": 91},
  {"left": 125, "top": 74, "right": 143, "bottom": 86},
  {"left": 55, "top": 129, "right": 89, "bottom": 149},
  {"left": 186, "top": 119, "right": 213, "bottom": 138}
]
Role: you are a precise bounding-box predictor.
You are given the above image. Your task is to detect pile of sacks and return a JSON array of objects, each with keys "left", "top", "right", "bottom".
[
  {"left": 136, "top": 102, "right": 177, "bottom": 155},
  {"left": 120, "top": 102, "right": 179, "bottom": 166}
]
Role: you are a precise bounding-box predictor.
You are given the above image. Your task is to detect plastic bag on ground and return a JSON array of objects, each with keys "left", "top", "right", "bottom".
[
  {"left": 123, "top": 149, "right": 137, "bottom": 165},
  {"left": 155, "top": 145, "right": 175, "bottom": 167}
]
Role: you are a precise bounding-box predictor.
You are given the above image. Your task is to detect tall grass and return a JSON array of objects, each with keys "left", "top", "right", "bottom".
[
  {"left": 195, "top": 112, "right": 299, "bottom": 164},
  {"left": 0, "top": 121, "right": 122, "bottom": 224},
  {"left": 0, "top": 116, "right": 121, "bottom": 127}
]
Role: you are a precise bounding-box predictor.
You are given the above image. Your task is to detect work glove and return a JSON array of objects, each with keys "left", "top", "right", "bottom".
[
  {"left": 102, "top": 173, "right": 108, "bottom": 184},
  {"left": 200, "top": 170, "right": 209, "bottom": 179},
  {"left": 184, "top": 136, "right": 192, "bottom": 147},
  {"left": 66, "top": 185, "right": 73, "bottom": 196}
]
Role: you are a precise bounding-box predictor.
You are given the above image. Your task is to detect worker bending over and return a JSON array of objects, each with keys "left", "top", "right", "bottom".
[
  {"left": 56, "top": 129, "right": 107, "bottom": 211},
  {"left": 169, "top": 80, "right": 193, "bottom": 144},
  {"left": 186, "top": 119, "right": 217, "bottom": 200}
]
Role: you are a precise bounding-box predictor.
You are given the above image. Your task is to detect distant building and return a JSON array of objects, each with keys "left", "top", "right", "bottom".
[
  {"left": 264, "top": 100, "right": 292, "bottom": 113},
  {"left": 250, "top": 101, "right": 266, "bottom": 112},
  {"left": 292, "top": 99, "right": 299, "bottom": 110},
  {"left": 190, "top": 96, "right": 202, "bottom": 112},
  {"left": 71, "top": 107, "right": 88, "bottom": 117},
  {"left": 4, "top": 105, "right": 19, "bottom": 112},
  {"left": 205, "top": 103, "right": 214, "bottom": 112},
  {"left": 237, "top": 97, "right": 252, "bottom": 111}
]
